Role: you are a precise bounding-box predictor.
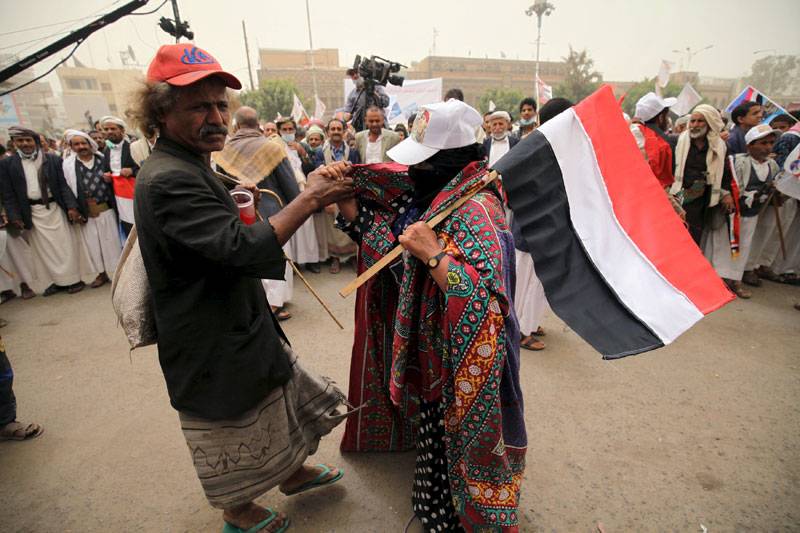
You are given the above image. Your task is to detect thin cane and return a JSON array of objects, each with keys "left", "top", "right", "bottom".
[{"left": 214, "top": 170, "right": 344, "bottom": 329}]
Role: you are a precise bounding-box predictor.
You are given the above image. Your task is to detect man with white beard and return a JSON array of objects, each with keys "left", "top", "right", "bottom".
[{"left": 670, "top": 105, "right": 733, "bottom": 246}]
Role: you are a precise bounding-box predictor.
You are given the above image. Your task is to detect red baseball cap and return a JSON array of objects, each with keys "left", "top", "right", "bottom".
[{"left": 147, "top": 43, "right": 242, "bottom": 90}]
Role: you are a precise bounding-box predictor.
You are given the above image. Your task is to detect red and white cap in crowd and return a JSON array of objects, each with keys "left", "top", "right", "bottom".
[
  {"left": 745, "top": 123, "right": 781, "bottom": 145},
  {"left": 387, "top": 99, "right": 482, "bottom": 166},
  {"left": 146, "top": 43, "right": 242, "bottom": 89}
]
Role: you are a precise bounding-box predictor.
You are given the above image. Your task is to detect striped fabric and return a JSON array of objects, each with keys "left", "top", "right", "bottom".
[
  {"left": 495, "top": 85, "right": 734, "bottom": 358},
  {"left": 179, "top": 345, "right": 348, "bottom": 508}
]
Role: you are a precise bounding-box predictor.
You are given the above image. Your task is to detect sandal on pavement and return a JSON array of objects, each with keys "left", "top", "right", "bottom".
[
  {"left": 271, "top": 307, "right": 291, "bottom": 321},
  {"left": 90, "top": 274, "right": 109, "bottom": 288},
  {"left": 756, "top": 267, "right": 782, "bottom": 282},
  {"left": 778, "top": 273, "right": 800, "bottom": 286},
  {"left": 742, "top": 271, "right": 761, "bottom": 287},
  {"left": 222, "top": 508, "right": 290, "bottom": 533},
  {"left": 42, "top": 284, "right": 62, "bottom": 297},
  {"left": 520, "top": 335, "right": 545, "bottom": 351},
  {"left": 532, "top": 326, "right": 545, "bottom": 337},
  {"left": 0, "top": 421, "right": 44, "bottom": 441},
  {"left": 280, "top": 464, "right": 344, "bottom": 496},
  {"left": 729, "top": 280, "right": 751, "bottom": 299},
  {"left": 0, "top": 291, "right": 16, "bottom": 304},
  {"left": 20, "top": 285, "right": 35, "bottom": 300},
  {"left": 67, "top": 282, "right": 85, "bottom": 294},
  {"left": 329, "top": 258, "right": 341, "bottom": 274}
]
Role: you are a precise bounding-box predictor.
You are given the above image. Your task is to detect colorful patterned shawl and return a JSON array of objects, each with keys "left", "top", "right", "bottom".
[{"left": 341, "top": 161, "right": 527, "bottom": 531}]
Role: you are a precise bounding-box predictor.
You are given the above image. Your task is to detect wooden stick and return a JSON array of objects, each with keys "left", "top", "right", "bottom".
[
  {"left": 772, "top": 193, "right": 787, "bottom": 260},
  {"left": 214, "top": 170, "right": 344, "bottom": 329},
  {"left": 338, "top": 170, "right": 500, "bottom": 298}
]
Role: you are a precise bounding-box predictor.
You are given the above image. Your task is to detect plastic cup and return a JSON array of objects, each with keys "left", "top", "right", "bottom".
[{"left": 231, "top": 189, "right": 257, "bottom": 225}]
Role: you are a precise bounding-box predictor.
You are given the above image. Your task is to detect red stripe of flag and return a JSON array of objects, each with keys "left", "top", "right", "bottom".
[
  {"left": 112, "top": 175, "right": 136, "bottom": 199},
  {"left": 573, "top": 86, "right": 733, "bottom": 314}
]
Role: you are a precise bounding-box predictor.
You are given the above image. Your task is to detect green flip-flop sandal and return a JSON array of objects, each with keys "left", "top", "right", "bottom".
[
  {"left": 281, "top": 464, "right": 344, "bottom": 496},
  {"left": 221, "top": 508, "right": 290, "bottom": 533}
]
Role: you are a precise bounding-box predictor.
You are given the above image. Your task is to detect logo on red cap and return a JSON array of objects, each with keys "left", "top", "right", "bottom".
[{"left": 180, "top": 47, "right": 216, "bottom": 66}]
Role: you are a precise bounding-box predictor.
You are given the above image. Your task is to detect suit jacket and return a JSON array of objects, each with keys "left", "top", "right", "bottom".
[
  {"left": 102, "top": 139, "right": 140, "bottom": 176},
  {"left": 355, "top": 128, "right": 401, "bottom": 163},
  {"left": 134, "top": 136, "right": 292, "bottom": 419},
  {"left": 256, "top": 158, "right": 301, "bottom": 219},
  {"left": 0, "top": 152, "right": 78, "bottom": 229},
  {"left": 482, "top": 134, "right": 520, "bottom": 162}
]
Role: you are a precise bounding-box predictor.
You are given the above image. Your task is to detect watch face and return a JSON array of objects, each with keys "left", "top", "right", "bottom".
[{"left": 427, "top": 257, "right": 438, "bottom": 268}]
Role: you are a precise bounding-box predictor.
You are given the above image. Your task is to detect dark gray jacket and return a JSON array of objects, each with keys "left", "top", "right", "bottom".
[{"left": 134, "top": 136, "right": 291, "bottom": 419}]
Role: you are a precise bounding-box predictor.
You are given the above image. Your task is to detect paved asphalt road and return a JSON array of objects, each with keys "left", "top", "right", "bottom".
[{"left": 1, "top": 268, "right": 798, "bottom": 532}]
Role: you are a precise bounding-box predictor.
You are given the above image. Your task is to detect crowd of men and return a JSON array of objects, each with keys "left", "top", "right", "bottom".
[{"left": 1, "top": 39, "right": 798, "bottom": 531}]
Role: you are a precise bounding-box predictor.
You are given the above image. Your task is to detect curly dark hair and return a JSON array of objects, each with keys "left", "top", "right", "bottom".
[{"left": 126, "top": 77, "right": 228, "bottom": 135}]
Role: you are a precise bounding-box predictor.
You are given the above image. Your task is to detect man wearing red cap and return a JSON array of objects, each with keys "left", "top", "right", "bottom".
[{"left": 131, "top": 44, "right": 354, "bottom": 533}]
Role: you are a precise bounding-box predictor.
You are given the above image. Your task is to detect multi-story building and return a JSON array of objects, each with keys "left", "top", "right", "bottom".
[
  {"left": 0, "top": 54, "right": 67, "bottom": 138},
  {"left": 56, "top": 64, "right": 144, "bottom": 129},
  {"left": 406, "top": 55, "right": 569, "bottom": 109},
  {"left": 257, "top": 48, "right": 345, "bottom": 119}
]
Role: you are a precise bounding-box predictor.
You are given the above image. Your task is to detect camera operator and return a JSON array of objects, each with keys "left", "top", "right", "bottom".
[{"left": 344, "top": 68, "right": 389, "bottom": 132}]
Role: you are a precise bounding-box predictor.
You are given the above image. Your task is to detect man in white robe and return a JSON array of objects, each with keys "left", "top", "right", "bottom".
[
  {"left": 63, "top": 130, "right": 121, "bottom": 288},
  {"left": 1, "top": 127, "right": 83, "bottom": 296}
]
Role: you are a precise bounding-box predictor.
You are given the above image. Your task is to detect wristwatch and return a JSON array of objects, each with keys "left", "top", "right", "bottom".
[{"left": 426, "top": 251, "right": 447, "bottom": 269}]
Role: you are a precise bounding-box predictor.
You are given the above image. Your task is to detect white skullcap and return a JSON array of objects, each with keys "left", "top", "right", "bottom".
[
  {"left": 488, "top": 110, "right": 511, "bottom": 122},
  {"left": 100, "top": 115, "right": 127, "bottom": 130}
]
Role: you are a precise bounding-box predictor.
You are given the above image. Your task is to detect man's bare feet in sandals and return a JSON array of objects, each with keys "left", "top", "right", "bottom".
[
  {"left": 520, "top": 334, "right": 545, "bottom": 351},
  {"left": 0, "top": 420, "right": 44, "bottom": 441},
  {"left": 279, "top": 463, "right": 343, "bottom": 495},
  {"left": 223, "top": 502, "right": 288, "bottom": 533},
  {"left": 270, "top": 306, "right": 291, "bottom": 321}
]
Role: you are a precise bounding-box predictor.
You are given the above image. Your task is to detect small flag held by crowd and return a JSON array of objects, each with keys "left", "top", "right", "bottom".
[
  {"left": 671, "top": 82, "right": 702, "bottom": 117},
  {"left": 494, "top": 85, "right": 734, "bottom": 359},
  {"left": 291, "top": 93, "right": 310, "bottom": 127},
  {"left": 536, "top": 75, "right": 552, "bottom": 105},
  {"left": 725, "top": 85, "right": 797, "bottom": 125}
]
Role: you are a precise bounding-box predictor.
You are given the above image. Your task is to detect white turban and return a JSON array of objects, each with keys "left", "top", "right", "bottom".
[
  {"left": 488, "top": 110, "right": 511, "bottom": 123},
  {"left": 65, "top": 129, "right": 100, "bottom": 154},
  {"left": 100, "top": 115, "right": 127, "bottom": 130}
]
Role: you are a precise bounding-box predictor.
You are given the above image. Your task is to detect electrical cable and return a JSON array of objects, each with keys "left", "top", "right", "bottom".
[
  {"left": 0, "top": 41, "right": 82, "bottom": 97},
  {"left": 129, "top": 0, "right": 169, "bottom": 15}
]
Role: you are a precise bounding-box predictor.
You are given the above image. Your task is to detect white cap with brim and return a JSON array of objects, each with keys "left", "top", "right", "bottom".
[
  {"left": 745, "top": 123, "right": 781, "bottom": 145},
  {"left": 387, "top": 99, "right": 482, "bottom": 166},
  {"left": 635, "top": 92, "right": 677, "bottom": 122}
]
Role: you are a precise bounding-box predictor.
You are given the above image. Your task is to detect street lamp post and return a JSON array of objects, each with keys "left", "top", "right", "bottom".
[
  {"left": 525, "top": 0, "right": 555, "bottom": 110},
  {"left": 305, "top": 0, "right": 319, "bottom": 102}
]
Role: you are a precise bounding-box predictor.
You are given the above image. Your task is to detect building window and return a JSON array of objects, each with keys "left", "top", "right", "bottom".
[{"left": 65, "top": 78, "right": 99, "bottom": 91}]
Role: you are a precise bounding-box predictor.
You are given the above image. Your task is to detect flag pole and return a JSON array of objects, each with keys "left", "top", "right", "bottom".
[
  {"left": 339, "top": 171, "right": 500, "bottom": 298},
  {"left": 304, "top": 0, "right": 319, "bottom": 102}
]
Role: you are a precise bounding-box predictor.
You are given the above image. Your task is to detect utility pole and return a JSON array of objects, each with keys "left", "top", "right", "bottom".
[
  {"left": 304, "top": 0, "right": 318, "bottom": 100},
  {"left": 526, "top": 0, "right": 555, "bottom": 110},
  {"left": 241, "top": 20, "right": 255, "bottom": 91},
  {"left": 170, "top": 0, "right": 183, "bottom": 43}
]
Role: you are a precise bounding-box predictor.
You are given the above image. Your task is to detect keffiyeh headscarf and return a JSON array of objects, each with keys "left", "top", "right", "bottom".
[
  {"left": 65, "top": 129, "right": 101, "bottom": 155},
  {"left": 8, "top": 125, "right": 41, "bottom": 160},
  {"left": 671, "top": 104, "right": 727, "bottom": 206}
]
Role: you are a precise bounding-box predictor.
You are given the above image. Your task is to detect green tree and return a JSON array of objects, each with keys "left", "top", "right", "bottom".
[
  {"left": 555, "top": 46, "right": 603, "bottom": 103},
  {"left": 744, "top": 55, "right": 799, "bottom": 96},
  {"left": 477, "top": 88, "right": 526, "bottom": 118},
  {"left": 621, "top": 78, "right": 684, "bottom": 117},
  {"left": 239, "top": 79, "right": 307, "bottom": 122}
]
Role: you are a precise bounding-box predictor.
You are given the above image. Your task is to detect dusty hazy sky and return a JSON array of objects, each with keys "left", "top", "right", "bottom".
[{"left": 2, "top": 0, "right": 799, "bottom": 92}]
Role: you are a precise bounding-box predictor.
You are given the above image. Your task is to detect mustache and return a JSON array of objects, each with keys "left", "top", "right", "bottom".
[{"left": 199, "top": 125, "right": 228, "bottom": 137}]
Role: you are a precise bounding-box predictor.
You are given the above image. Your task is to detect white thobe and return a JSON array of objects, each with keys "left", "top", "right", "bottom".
[{"left": 488, "top": 138, "right": 510, "bottom": 167}]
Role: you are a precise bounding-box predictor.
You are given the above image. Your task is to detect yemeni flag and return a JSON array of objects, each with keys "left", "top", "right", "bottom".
[{"left": 495, "top": 85, "right": 734, "bottom": 359}]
